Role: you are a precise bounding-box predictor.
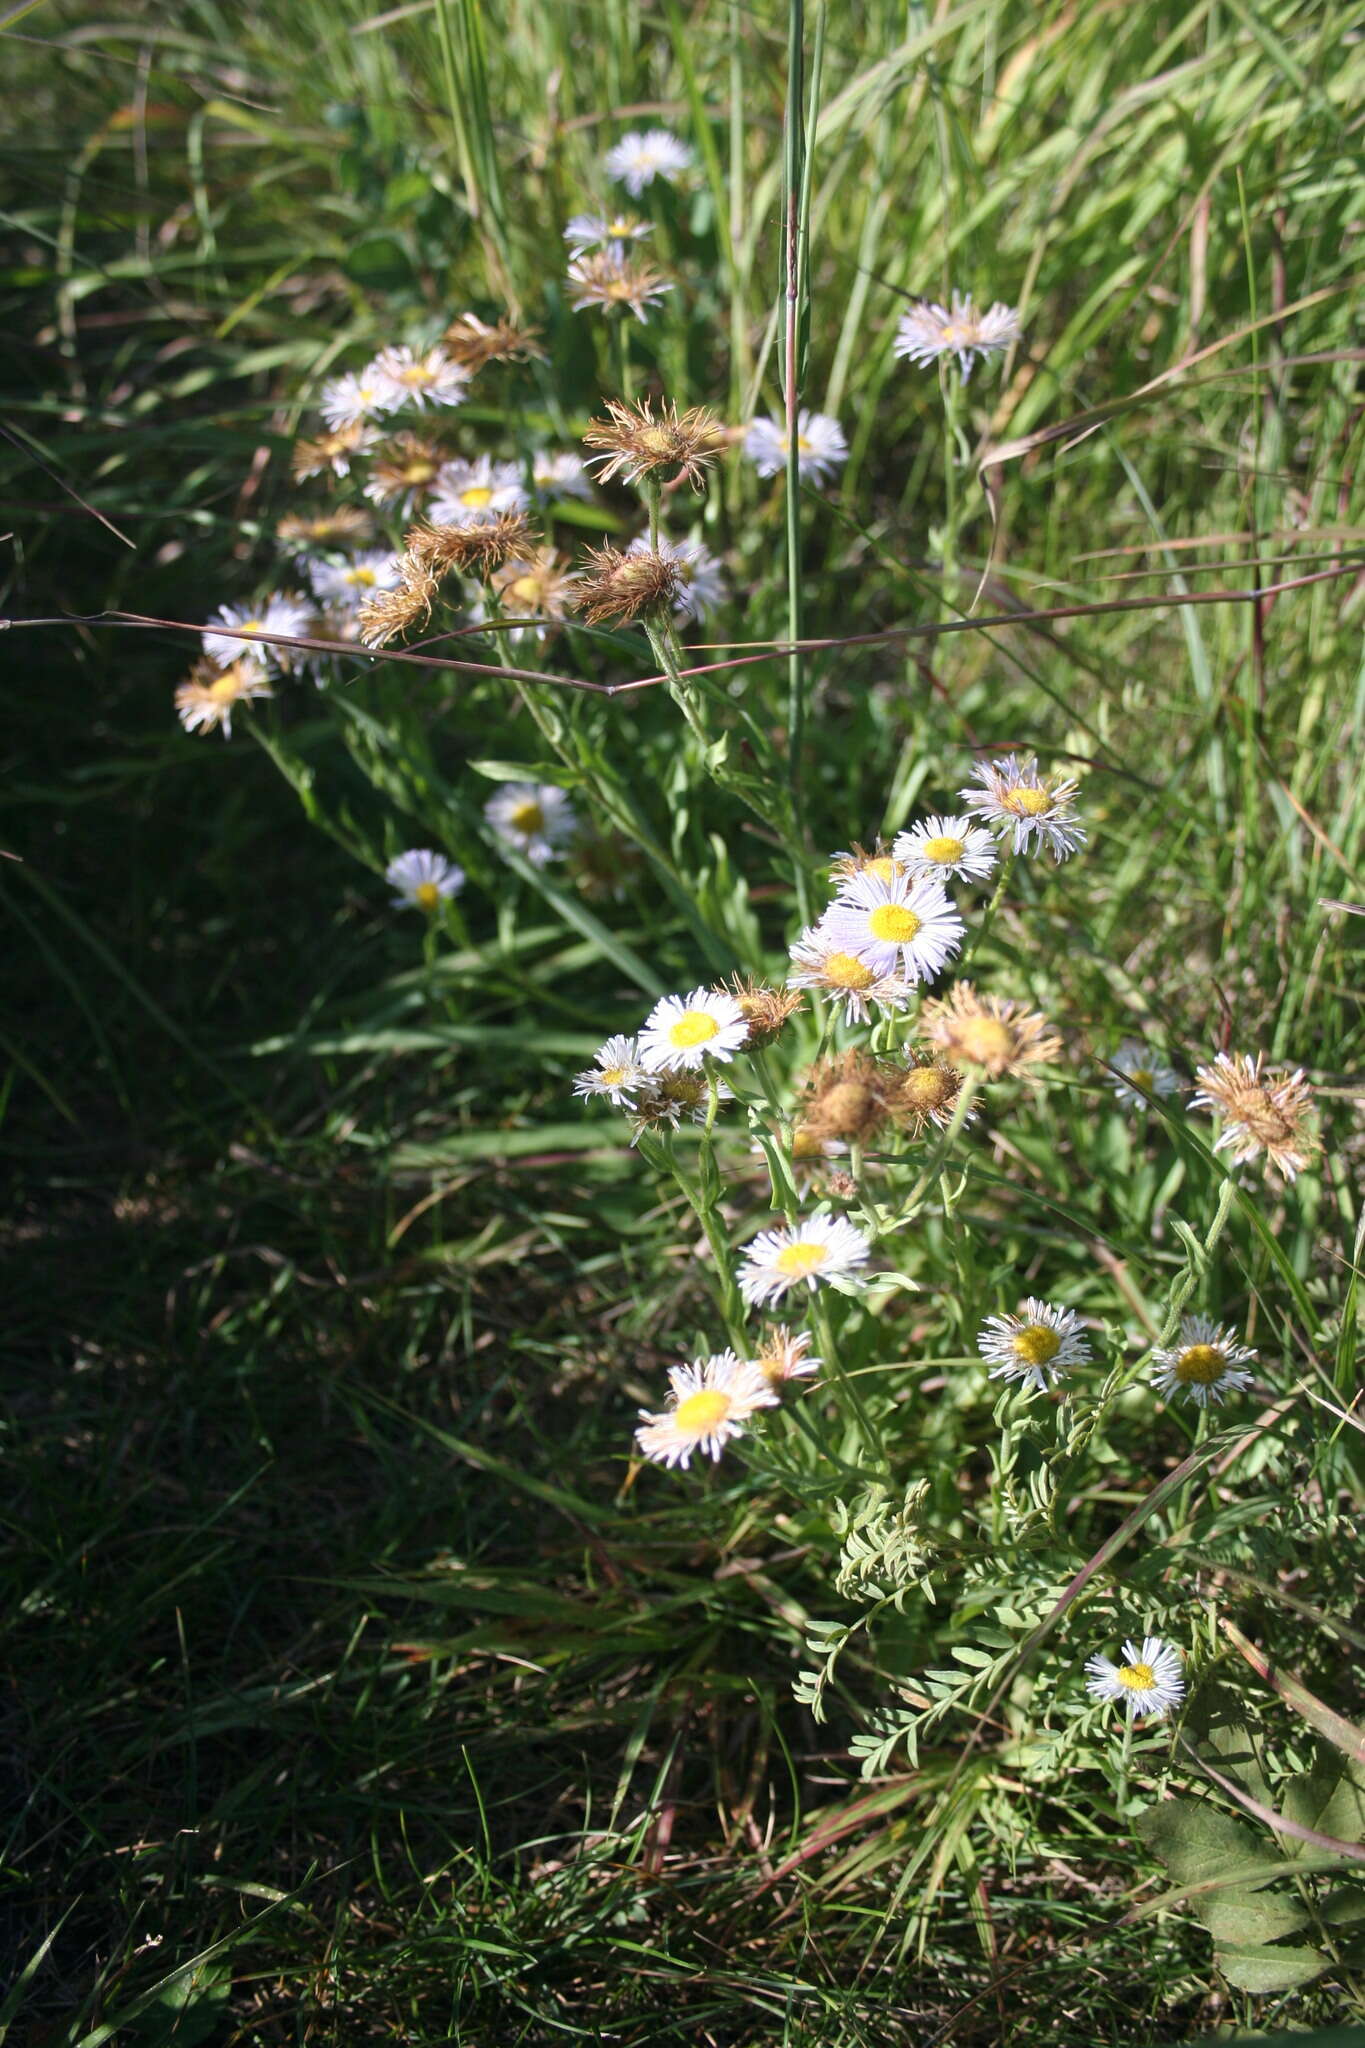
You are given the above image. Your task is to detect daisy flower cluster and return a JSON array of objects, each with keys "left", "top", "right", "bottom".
[{"left": 634, "top": 1328, "right": 819, "bottom": 1470}]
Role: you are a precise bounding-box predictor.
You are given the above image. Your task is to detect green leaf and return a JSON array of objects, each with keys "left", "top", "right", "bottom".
[
  {"left": 1214, "top": 1940, "right": 1328, "bottom": 1993},
  {"left": 1280, "top": 1751, "right": 1365, "bottom": 1858},
  {"left": 1137, "top": 1799, "right": 1275, "bottom": 1888},
  {"left": 1200, "top": 1890, "right": 1310, "bottom": 1944}
]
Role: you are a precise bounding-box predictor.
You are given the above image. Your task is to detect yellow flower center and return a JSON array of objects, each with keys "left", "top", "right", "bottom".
[
  {"left": 347, "top": 566, "right": 378, "bottom": 588},
  {"left": 1011, "top": 1324, "right": 1061, "bottom": 1367},
  {"left": 790, "top": 1127, "right": 824, "bottom": 1159},
  {"left": 1002, "top": 785, "right": 1052, "bottom": 818},
  {"left": 1175, "top": 1343, "right": 1225, "bottom": 1386},
  {"left": 461, "top": 485, "right": 494, "bottom": 508},
  {"left": 508, "top": 800, "right": 545, "bottom": 836},
  {"left": 506, "top": 575, "right": 543, "bottom": 606},
  {"left": 668, "top": 1010, "right": 720, "bottom": 1050},
  {"left": 403, "top": 459, "right": 436, "bottom": 483},
  {"left": 399, "top": 362, "right": 431, "bottom": 386},
  {"left": 956, "top": 1017, "right": 1013, "bottom": 1064},
  {"left": 939, "top": 324, "right": 960, "bottom": 345},
  {"left": 1129, "top": 1068, "right": 1154, "bottom": 1091},
  {"left": 674, "top": 1388, "right": 733, "bottom": 1434},
  {"left": 637, "top": 425, "right": 677, "bottom": 457},
  {"left": 868, "top": 904, "right": 922, "bottom": 944},
  {"left": 1117, "top": 1662, "right": 1155, "bottom": 1691},
  {"left": 866, "top": 856, "right": 899, "bottom": 883},
  {"left": 414, "top": 881, "right": 441, "bottom": 912},
  {"left": 774, "top": 1240, "right": 829, "bottom": 1277},
  {"left": 208, "top": 672, "right": 244, "bottom": 703},
  {"left": 901, "top": 1066, "right": 952, "bottom": 1111},
  {"left": 608, "top": 220, "right": 634, "bottom": 238},
  {"left": 795, "top": 434, "right": 813, "bottom": 453},
  {"left": 922, "top": 835, "right": 965, "bottom": 864},
  {"left": 598, "top": 1065, "right": 629, "bottom": 1087},
  {"left": 823, "top": 951, "right": 875, "bottom": 990}
]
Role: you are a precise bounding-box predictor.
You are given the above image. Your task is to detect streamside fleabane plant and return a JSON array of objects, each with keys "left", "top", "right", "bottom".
[
  {"left": 320, "top": 369, "right": 393, "bottom": 430},
  {"left": 307, "top": 551, "right": 403, "bottom": 609},
  {"left": 754, "top": 1328, "right": 822, "bottom": 1385},
  {"left": 1191, "top": 1051, "right": 1317, "bottom": 1180},
  {"left": 820, "top": 870, "right": 965, "bottom": 984},
  {"left": 896, "top": 1054, "right": 970, "bottom": 1138},
  {"left": 571, "top": 543, "right": 683, "bottom": 625},
  {"left": 385, "top": 849, "right": 465, "bottom": 912},
  {"left": 1085, "top": 1636, "right": 1186, "bottom": 1720},
  {"left": 203, "top": 595, "right": 312, "bottom": 675},
  {"left": 744, "top": 410, "right": 847, "bottom": 483},
  {"left": 277, "top": 506, "right": 375, "bottom": 552},
  {"left": 786, "top": 927, "right": 911, "bottom": 1025},
  {"left": 567, "top": 249, "right": 674, "bottom": 323},
  {"left": 920, "top": 982, "right": 1062, "bottom": 1080},
  {"left": 441, "top": 310, "right": 545, "bottom": 370},
  {"left": 960, "top": 753, "right": 1086, "bottom": 861},
  {"left": 563, "top": 211, "right": 652, "bottom": 258},
  {"left": 629, "top": 1066, "right": 732, "bottom": 1140},
  {"left": 369, "top": 343, "right": 470, "bottom": 411},
  {"left": 430, "top": 456, "right": 528, "bottom": 528},
  {"left": 364, "top": 434, "right": 444, "bottom": 513},
  {"left": 604, "top": 128, "right": 694, "bottom": 195},
  {"left": 977, "top": 1298, "right": 1092, "bottom": 1390},
  {"left": 634, "top": 1351, "right": 777, "bottom": 1470},
  {"left": 738, "top": 1214, "right": 871, "bottom": 1308},
  {"left": 584, "top": 396, "right": 725, "bottom": 490},
  {"left": 355, "top": 567, "right": 438, "bottom": 649},
  {"left": 626, "top": 534, "right": 725, "bottom": 620},
  {"left": 1149, "top": 1315, "right": 1256, "bottom": 1408},
  {"left": 893, "top": 292, "right": 1023, "bottom": 379},
  {"left": 484, "top": 783, "right": 577, "bottom": 866},
  {"left": 174, "top": 657, "right": 271, "bottom": 739},
  {"left": 893, "top": 814, "right": 998, "bottom": 885},
  {"left": 639, "top": 989, "right": 748, "bottom": 1072},
  {"left": 572, "top": 1035, "right": 648, "bottom": 1107},
  {"left": 1108, "top": 1040, "right": 1181, "bottom": 1108}
]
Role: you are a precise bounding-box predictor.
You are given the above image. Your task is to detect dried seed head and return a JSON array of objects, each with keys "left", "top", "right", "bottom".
[
  {"left": 894, "top": 1053, "right": 969, "bottom": 1137},
  {"left": 629, "top": 1065, "right": 730, "bottom": 1140},
  {"left": 442, "top": 311, "right": 546, "bottom": 370},
  {"left": 721, "top": 975, "right": 806, "bottom": 1048},
  {"left": 571, "top": 543, "right": 683, "bottom": 625},
  {"left": 277, "top": 505, "right": 376, "bottom": 549},
  {"left": 799, "top": 1049, "right": 901, "bottom": 1141},
  {"left": 920, "top": 982, "right": 1061, "bottom": 1080},
  {"left": 405, "top": 511, "right": 539, "bottom": 579},
  {"left": 583, "top": 395, "right": 726, "bottom": 491},
  {"left": 1191, "top": 1051, "right": 1317, "bottom": 1181},
  {"left": 355, "top": 567, "right": 439, "bottom": 649},
  {"left": 826, "top": 1169, "right": 859, "bottom": 1201},
  {"left": 367, "top": 433, "right": 446, "bottom": 507}
]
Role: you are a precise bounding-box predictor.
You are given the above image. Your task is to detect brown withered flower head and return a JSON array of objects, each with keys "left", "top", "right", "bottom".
[
  {"left": 405, "top": 511, "right": 539, "bottom": 581},
  {"left": 629, "top": 1066, "right": 732, "bottom": 1144},
  {"left": 492, "top": 548, "right": 582, "bottom": 627},
  {"left": 720, "top": 975, "right": 805, "bottom": 1049},
  {"left": 583, "top": 396, "right": 726, "bottom": 491},
  {"left": 442, "top": 311, "right": 546, "bottom": 371},
  {"left": 572, "top": 543, "right": 683, "bottom": 626},
  {"left": 921, "top": 982, "right": 1061, "bottom": 1080},
  {"left": 1191, "top": 1051, "right": 1317, "bottom": 1181},
  {"left": 567, "top": 251, "right": 674, "bottom": 324},
  {"left": 894, "top": 1052, "right": 970, "bottom": 1138},
  {"left": 277, "top": 505, "right": 375, "bottom": 551},
  {"left": 291, "top": 421, "right": 373, "bottom": 480},
  {"left": 798, "top": 1049, "right": 903, "bottom": 1142},
  {"left": 356, "top": 565, "right": 439, "bottom": 650},
  {"left": 366, "top": 433, "right": 446, "bottom": 511}
]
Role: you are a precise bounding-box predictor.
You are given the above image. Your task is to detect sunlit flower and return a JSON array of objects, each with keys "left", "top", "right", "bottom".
[
  {"left": 573, "top": 1034, "right": 648, "bottom": 1107},
  {"left": 292, "top": 422, "right": 376, "bottom": 480},
  {"left": 1191, "top": 1051, "right": 1317, "bottom": 1181},
  {"left": 625, "top": 533, "right": 725, "bottom": 620},
  {"left": 605, "top": 129, "right": 694, "bottom": 196},
  {"left": 744, "top": 410, "right": 847, "bottom": 484},
  {"left": 203, "top": 595, "right": 313, "bottom": 676},
  {"left": 893, "top": 292, "right": 1022, "bottom": 380},
  {"left": 921, "top": 982, "right": 1061, "bottom": 1080},
  {"left": 364, "top": 433, "right": 446, "bottom": 513},
  {"left": 738, "top": 1213, "right": 871, "bottom": 1308},
  {"left": 584, "top": 396, "right": 725, "bottom": 491},
  {"left": 307, "top": 550, "right": 404, "bottom": 608},
  {"left": 829, "top": 843, "right": 907, "bottom": 888},
  {"left": 1085, "top": 1636, "right": 1185, "bottom": 1720},
  {"left": 786, "top": 925, "right": 911, "bottom": 1026},
  {"left": 369, "top": 344, "right": 470, "bottom": 412},
  {"left": 639, "top": 987, "right": 749, "bottom": 1073},
  {"left": 529, "top": 449, "right": 593, "bottom": 503},
  {"left": 563, "top": 211, "right": 653, "bottom": 258},
  {"left": 442, "top": 311, "right": 545, "bottom": 371},
  {"left": 819, "top": 870, "right": 964, "bottom": 984},
  {"left": 959, "top": 753, "right": 1086, "bottom": 862},
  {"left": 754, "top": 1328, "right": 822, "bottom": 1387},
  {"left": 634, "top": 1351, "right": 777, "bottom": 1469},
  {"left": 1149, "top": 1314, "right": 1256, "bottom": 1409},
  {"left": 319, "top": 369, "right": 395, "bottom": 431},
  {"left": 277, "top": 506, "right": 376, "bottom": 552},
  {"left": 894, "top": 814, "right": 998, "bottom": 885},
  {"left": 629, "top": 1066, "right": 733, "bottom": 1139},
  {"left": 571, "top": 543, "right": 683, "bottom": 625},
  {"left": 174, "top": 657, "right": 271, "bottom": 739},
  {"left": 484, "top": 782, "right": 578, "bottom": 867},
  {"left": 430, "top": 455, "right": 529, "bottom": 528},
  {"left": 386, "top": 847, "right": 465, "bottom": 912},
  {"left": 894, "top": 1054, "right": 970, "bottom": 1139},
  {"left": 1108, "top": 1040, "right": 1180, "bottom": 1109},
  {"left": 568, "top": 248, "right": 673, "bottom": 322},
  {"left": 977, "top": 1297, "right": 1092, "bottom": 1391}
]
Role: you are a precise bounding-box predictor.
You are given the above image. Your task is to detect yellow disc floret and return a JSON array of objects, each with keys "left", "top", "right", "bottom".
[
  {"left": 669, "top": 1010, "right": 721, "bottom": 1050},
  {"left": 823, "top": 951, "right": 875, "bottom": 990},
  {"left": 1117, "top": 1662, "right": 1155, "bottom": 1691},
  {"left": 775, "top": 1241, "right": 829, "bottom": 1278},
  {"left": 922, "top": 835, "right": 966, "bottom": 864},
  {"left": 868, "top": 904, "right": 922, "bottom": 944},
  {"left": 1011, "top": 1324, "right": 1061, "bottom": 1368},
  {"left": 509, "top": 800, "right": 545, "bottom": 836},
  {"left": 414, "top": 881, "right": 441, "bottom": 912},
  {"left": 1174, "top": 1343, "right": 1225, "bottom": 1386},
  {"left": 674, "top": 1389, "right": 733, "bottom": 1434}
]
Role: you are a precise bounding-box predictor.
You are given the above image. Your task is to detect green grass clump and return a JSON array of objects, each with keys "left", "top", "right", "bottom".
[{"left": 3, "top": 1, "right": 1365, "bottom": 2042}]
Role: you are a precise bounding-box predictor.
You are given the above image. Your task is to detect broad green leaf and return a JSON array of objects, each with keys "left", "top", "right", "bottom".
[
  {"left": 1200, "top": 1890, "right": 1310, "bottom": 1944},
  {"left": 1137, "top": 1799, "right": 1276, "bottom": 1888},
  {"left": 1280, "top": 1751, "right": 1365, "bottom": 1858},
  {"left": 1214, "top": 1940, "right": 1328, "bottom": 1994}
]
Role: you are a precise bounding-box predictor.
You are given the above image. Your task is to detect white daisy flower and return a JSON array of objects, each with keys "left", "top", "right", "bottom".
[
  {"left": 629, "top": 1067, "right": 734, "bottom": 1139},
  {"left": 625, "top": 533, "right": 725, "bottom": 621},
  {"left": 738, "top": 1214, "right": 871, "bottom": 1309},
  {"left": 385, "top": 848, "right": 466, "bottom": 912},
  {"left": 785, "top": 925, "right": 911, "bottom": 1026},
  {"left": 563, "top": 211, "right": 653, "bottom": 258},
  {"left": 638, "top": 988, "right": 749, "bottom": 1073},
  {"left": 566, "top": 249, "right": 673, "bottom": 323},
  {"left": 368, "top": 344, "right": 470, "bottom": 412},
  {"left": 319, "top": 369, "right": 396, "bottom": 431},
  {"left": 430, "top": 455, "right": 530, "bottom": 528},
  {"left": 604, "top": 129, "right": 695, "bottom": 196},
  {"left": 818, "top": 871, "right": 965, "bottom": 985},
  {"left": 174, "top": 660, "right": 271, "bottom": 739},
  {"left": 754, "top": 1328, "right": 822, "bottom": 1387},
  {"left": 202, "top": 594, "right": 314, "bottom": 676},
  {"left": 572, "top": 1034, "right": 648, "bottom": 1107},
  {"left": 959, "top": 753, "right": 1086, "bottom": 862},
  {"left": 744, "top": 410, "right": 848, "bottom": 484},
  {"left": 1085, "top": 1636, "right": 1185, "bottom": 1720},
  {"left": 1108, "top": 1040, "right": 1181, "bottom": 1109},
  {"left": 1149, "top": 1315, "right": 1256, "bottom": 1409},
  {"left": 292, "top": 423, "right": 377, "bottom": 479},
  {"left": 977, "top": 1297, "right": 1092, "bottom": 1391},
  {"left": 893, "top": 292, "right": 1022, "bottom": 380},
  {"left": 529, "top": 449, "right": 593, "bottom": 503},
  {"left": 893, "top": 813, "right": 998, "bottom": 885},
  {"left": 484, "top": 782, "right": 578, "bottom": 867},
  {"left": 307, "top": 550, "right": 405, "bottom": 607},
  {"left": 634, "top": 1351, "right": 778, "bottom": 1470}
]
